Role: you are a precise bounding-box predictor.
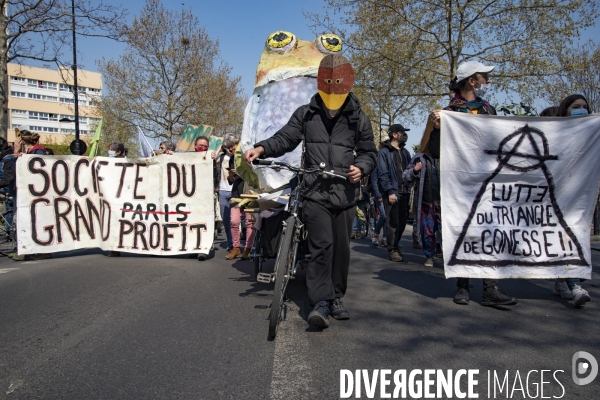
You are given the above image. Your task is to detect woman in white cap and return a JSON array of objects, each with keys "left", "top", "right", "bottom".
[{"left": 424, "top": 60, "right": 518, "bottom": 307}]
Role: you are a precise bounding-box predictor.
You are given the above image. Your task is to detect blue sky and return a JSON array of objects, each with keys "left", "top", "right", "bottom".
[
  {"left": 63, "top": 0, "right": 599, "bottom": 152},
  {"left": 78, "top": 0, "right": 327, "bottom": 97}
]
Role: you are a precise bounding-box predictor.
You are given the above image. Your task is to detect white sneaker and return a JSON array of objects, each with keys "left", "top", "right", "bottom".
[
  {"left": 571, "top": 285, "right": 591, "bottom": 307},
  {"left": 424, "top": 257, "right": 434, "bottom": 267},
  {"left": 553, "top": 282, "right": 573, "bottom": 299}
]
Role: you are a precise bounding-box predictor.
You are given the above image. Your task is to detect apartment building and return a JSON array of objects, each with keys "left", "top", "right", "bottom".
[{"left": 7, "top": 63, "right": 102, "bottom": 143}]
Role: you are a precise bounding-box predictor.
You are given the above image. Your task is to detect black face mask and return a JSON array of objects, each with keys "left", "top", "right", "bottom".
[
  {"left": 428, "top": 130, "right": 440, "bottom": 159},
  {"left": 398, "top": 132, "right": 408, "bottom": 146}
]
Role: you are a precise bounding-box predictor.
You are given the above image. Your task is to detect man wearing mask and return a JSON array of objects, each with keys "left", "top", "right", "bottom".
[
  {"left": 245, "top": 54, "right": 377, "bottom": 328},
  {"left": 376, "top": 124, "right": 412, "bottom": 262}
]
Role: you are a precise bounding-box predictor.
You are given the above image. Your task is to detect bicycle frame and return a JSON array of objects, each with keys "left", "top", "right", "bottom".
[{"left": 251, "top": 159, "right": 347, "bottom": 337}]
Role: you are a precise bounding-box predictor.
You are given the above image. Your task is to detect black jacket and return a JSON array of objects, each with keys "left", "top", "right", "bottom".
[
  {"left": 255, "top": 92, "right": 377, "bottom": 209},
  {"left": 0, "top": 155, "right": 16, "bottom": 195}
]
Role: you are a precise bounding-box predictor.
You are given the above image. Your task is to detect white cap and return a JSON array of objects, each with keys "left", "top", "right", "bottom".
[
  {"left": 15, "top": 125, "right": 29, "bottom": 134},
  {"left": 456, "top": 60, "right": 495, "bottom": 82}
]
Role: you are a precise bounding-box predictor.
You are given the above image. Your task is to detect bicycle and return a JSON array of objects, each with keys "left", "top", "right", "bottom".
[
  {"left": 0, "top": 193, "right": 16, "bottom": 256},
  {"left": 252, "top": 159, "right": 347, "bottom": 338},
  {"left": 363, "top": 195, "right": 376, "bottom": 238}
]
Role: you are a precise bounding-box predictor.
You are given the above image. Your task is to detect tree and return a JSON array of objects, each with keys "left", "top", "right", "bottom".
[
  {"left": 0, "top": 0, "right": 126, "bottom": 138},
  {"left": 307, "top": 0, "right": 598, "bottom": 121},
  {"left": 98, "top": 0, "right": 245, "bottom": 143},
  {"left": 542, "top": 42, "right": 600, "bottom": 112}
]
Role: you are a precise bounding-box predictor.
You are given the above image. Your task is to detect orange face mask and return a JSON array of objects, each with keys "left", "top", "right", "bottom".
[{"left": 317, "top": 54, "right": 355, "bottom": 111}]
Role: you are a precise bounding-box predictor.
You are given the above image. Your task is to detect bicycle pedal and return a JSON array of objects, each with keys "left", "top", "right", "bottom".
[{"left": 257, "top": 272, "right": 273, "bottom": 284}]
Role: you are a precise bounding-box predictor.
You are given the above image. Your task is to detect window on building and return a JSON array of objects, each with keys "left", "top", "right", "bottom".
[
  {"left": 28, "top": 112, "right": 57, "bottom": 121},
  {"left": 60, "top": 115, "right": 87, "bottom": 123},
  {"left": 59, "top": 83, "right": 86, "bottom": 93},
  {"left": 60, "top": 98, "right": 74, "bottom": 104},
  {"left": 11, "top": 109, "right": 27, "bottom": 118},
  {"left": 10, "top": 76, "right": 26, "bottom": 85},
  {"left": 28, "top": 79, "right": 57, "bottom": 90},
  {"left": 60, "top": 128, "right": 88, "bottom": 135},
  {"left": 30, "top": 126, "right": 59, "bottom": 133},
  {"left": 10, "top": 91, "right": 26, "bottom": 98},
  {"left": 28, "top": 93, "right": 58, "bottom": 102}
]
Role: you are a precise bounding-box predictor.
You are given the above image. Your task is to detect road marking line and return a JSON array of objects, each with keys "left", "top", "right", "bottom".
[
  {"left": 6, "top": 379, "right": 24, "bottom": 394},
  {"left": 269, "top": 300, "right": 318, "bottom": 399},
  {"left": 0, "top": 268, "right": 19, "bottom": 275}
]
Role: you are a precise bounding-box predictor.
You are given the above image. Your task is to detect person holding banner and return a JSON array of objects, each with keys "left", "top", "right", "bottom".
[
  {"left": 158, "top": 141, "right": 176, "bottom": 155},
  {"left": 194, "top": 135, "right": 220, "bottom": 261},
  {"left": 424, "top": 60, "right": 517, "bottom": 307},
  {"left": 107, "top": 141, "right": 127, "bottom": 257},
  {"left": 11, "top": 128, "right": 52, "bottom": 261},
  {"left": 17, "top": 129, "right": 47, "bottom": 156},
  {"left": 108, "top": 141, "right": 128, "bottom": 158},
  {"left": 550, "top": 94, "right": 592, "bottom": 307},
  {"left": 216, "top": 135, "right": 239, "bottom": 252}
]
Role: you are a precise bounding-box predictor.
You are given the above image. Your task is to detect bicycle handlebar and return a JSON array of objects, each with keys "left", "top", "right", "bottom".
[{"left": 252, "top": 159, "right": 347, "bottom": 180}]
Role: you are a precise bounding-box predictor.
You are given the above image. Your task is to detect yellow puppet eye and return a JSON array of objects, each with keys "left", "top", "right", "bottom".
[
  {"left": 267, "top": 31, "right": 296, "bottom": 52},
  {"left": 335, "top": 78, "right": 343, "bottom": 84},
  {"left": 324, "top": 79, "right": 332, "bottom": 84},
  {"left": 316, "top": 34, "right": 342, "bottom": 54}
]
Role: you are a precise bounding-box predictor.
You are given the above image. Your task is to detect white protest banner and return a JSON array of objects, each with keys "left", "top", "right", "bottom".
[
  {"left": 16, "top": 153, "right": 214, "bottom": 255},
  {"left": 441, "top": 112, "right": 600, "bottom": 279}
]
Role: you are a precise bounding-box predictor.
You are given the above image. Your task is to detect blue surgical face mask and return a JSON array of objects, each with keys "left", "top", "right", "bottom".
[
  {"left": 108, "top": 150, "right": 117, "bottom": 157},
  {"left": 571, "top": 108, "right": 588, "bottom": 116}
]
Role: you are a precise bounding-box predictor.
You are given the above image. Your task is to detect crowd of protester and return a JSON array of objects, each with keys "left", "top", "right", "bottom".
[{"left": 1, "top": 59, "right": 595, "bottom": 323}]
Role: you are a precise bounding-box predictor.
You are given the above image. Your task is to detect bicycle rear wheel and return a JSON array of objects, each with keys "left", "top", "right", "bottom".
[{"left": 268, "top": 216, "right": 295, "bottom": 338}]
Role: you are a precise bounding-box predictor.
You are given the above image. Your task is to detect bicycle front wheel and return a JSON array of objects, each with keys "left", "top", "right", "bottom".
[{"left": 269, "top": 216, "right": 296, "bottom": 338}]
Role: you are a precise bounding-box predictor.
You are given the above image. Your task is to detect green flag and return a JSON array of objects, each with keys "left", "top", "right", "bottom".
[{"left": 88, "top": 118, "right": 103, "bottom": 158}]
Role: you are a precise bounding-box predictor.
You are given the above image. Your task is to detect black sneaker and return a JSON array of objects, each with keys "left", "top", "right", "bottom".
[
  {"left": 329, "top": 298, "right": 350, "bottom": 320},
  {"left": 307, "top": 301, "right": 330, "bottom": 328},
  {"left": 453, "top": 287, "right": 470, "bottom": 305},
  {"left": 481, "top": 286, "right": 518, "bottom": 306}
]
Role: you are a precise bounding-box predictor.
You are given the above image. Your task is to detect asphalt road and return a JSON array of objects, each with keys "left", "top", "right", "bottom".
[{"left": 1, "top": 227, "right": 599, "bottom": 399}]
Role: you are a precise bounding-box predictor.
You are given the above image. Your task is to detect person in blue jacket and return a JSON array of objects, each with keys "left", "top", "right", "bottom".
[{"left": 376, "top": 124, "right": 411, "bottom": 262}]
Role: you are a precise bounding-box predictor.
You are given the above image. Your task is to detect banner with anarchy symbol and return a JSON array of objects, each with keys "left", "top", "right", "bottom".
[{"left": 441, "top": 112, "right": 600, "bottom": 279}]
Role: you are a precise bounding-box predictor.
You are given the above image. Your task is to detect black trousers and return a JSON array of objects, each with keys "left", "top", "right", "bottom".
[
  {"left": 303, "top": 200, "right": 355, "bottom": 306},
  {"left": 457, "top": 278, "right": 498, "bottom": 291},
  {"left": 383, "top": 193, "right": 409, "bottom": 252}
]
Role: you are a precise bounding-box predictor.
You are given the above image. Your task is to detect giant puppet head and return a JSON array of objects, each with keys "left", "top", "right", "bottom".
[
  {"left": 317, "top": 54, "right": 355, "bottom": 114},
  {"left": 239, "top": 31, "right": 343, "bottom": 190}
]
